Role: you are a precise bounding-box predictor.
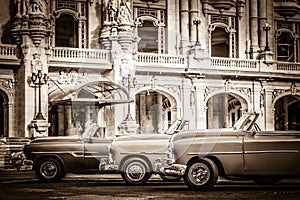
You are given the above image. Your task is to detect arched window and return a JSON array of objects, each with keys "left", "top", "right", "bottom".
[
  {"left": 55, "top": 14, "right": 78, "bottom": 48},
  {"left": 0, "top": 93, "right": 3, "bottom": 136},
  {"left": 277, "top": 31, "right": 294, "bottom": 62},
  {"left": 211, "top": 27, "right": 229, "bottom": 57},
  {"left": 138, "top": 20, "right": 159, "bottom": 53}
]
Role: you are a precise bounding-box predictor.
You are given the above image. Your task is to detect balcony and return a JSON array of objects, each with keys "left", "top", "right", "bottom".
[
  {"left": 0, "top": 44, "right": 19, "bottom": 65},
  {"left": 134, "top": 52, "right": 186, "bottom": 73},
  {"left": 1, "top": 44, "right": 300, "bottom": 78},
  {"left": 48, "top": 47, "right": 111, "bottom": 69}
]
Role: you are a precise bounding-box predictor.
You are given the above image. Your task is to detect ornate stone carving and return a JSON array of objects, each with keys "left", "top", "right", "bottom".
[
  {"left": 100, "top": 0, "right": 134, "bottom": 52},
  {"left": 0, "top": 79, "right": 13, "bottom": 95},
  {"left": 56, "top": 71, "right": 89, "bottom": 86},
  {"left": 11, "top": 0, "right": 53, "bottom": 47},
  {"left": 31, "top": 53, "right": 44, "bottom": 72}
]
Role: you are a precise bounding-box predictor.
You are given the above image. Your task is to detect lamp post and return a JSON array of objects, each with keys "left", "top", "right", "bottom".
[
  {"left": 122, "top": 74, "right": 137, "bottom": 121},
  {"left": 31, "top": 70, "right": 48, "bottom": 120},
  {"left": 193, "top": 17, "right": 201, "bottom": 46},
  {"left": 263, "top": 23, "right": 271, "bottom": 52}
]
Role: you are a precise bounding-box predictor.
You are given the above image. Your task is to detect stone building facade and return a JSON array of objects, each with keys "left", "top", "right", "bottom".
[{"left": 0, "top": 0, "right": 300, "bottom": 139}]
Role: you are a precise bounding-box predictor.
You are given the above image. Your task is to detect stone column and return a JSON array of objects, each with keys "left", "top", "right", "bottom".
[
  {"left": 259, "top": 0, "right": 267, "bottom": 50},
  {"left": 252, "top": 81, "right": 264, "bottom": 129},
  {"left": 223, "top": 94, "right": 228, "bottom": 128},
  {"left": 156, "top": 93, "right": 163, "bottom": 133},
  {"left": 57, "top": 105, "right": 64, "bottom": 136},
  {"left": 250, "top": 0, "right": 259, "bottom": 58},
  {"left": 207, "top": 98, "right": 213, "bottom": 129},
  {"left": 180, "top": 0, "right": 190, "bottom": 55},
  {"left": 264, "top": 86, "right": 274, "bottom": 131},
  {"left": 84, "top": 105, "right": 91, "bottom": 130},
  {"left": 283, "top": 97, "right": 288, "bottom": 130},
  {"left": 64, "top": 104, "right": 73, "bottom": 136},
  {"left": 167, "top": 0, "right": 179, "bottom": 54},
  {"left": 139, "top": 92, "right": 147, "bottom": 133},
  {"left": 194, "top": 79, "right": 207, "bottom": 129},
  {"left": 189, "top": 0, "right": 198, "bottom": 44}
]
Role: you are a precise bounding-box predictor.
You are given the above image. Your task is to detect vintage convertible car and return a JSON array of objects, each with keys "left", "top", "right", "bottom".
[
  {"left": 100, "top": 119, "right": 189, "bottom": 185},
  {"left": 11, "top": 124, "right": 113, "bottom": 182},
  {"left": 157, "top": 112, "right": 300, "bottom": 190}
]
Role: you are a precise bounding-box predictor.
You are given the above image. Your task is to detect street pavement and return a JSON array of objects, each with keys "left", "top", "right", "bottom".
[{"left": 0, "top": 169, "right": 300, "bottom": 200}]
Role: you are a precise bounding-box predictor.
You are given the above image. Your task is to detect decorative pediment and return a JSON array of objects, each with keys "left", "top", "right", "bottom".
[
  {"left": 209, "top": 0, "right": 236, "bottom": 10},
  {"left": 201, "top": 0, "right": 245, "bottom": 17},
  {"left": 274, "top": 1, "right": 300, "bottom": 17}
]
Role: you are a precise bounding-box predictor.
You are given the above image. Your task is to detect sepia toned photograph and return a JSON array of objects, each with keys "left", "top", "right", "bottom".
[{"left": 0, "top": 0, "right": 299, "bottom": 199}]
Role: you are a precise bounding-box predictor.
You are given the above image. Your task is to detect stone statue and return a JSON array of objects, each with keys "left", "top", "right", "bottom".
[
  {"left": 103, "top": 0, "right": 110, "bottom": 22},
  {"left": 23, "top": 0, "right": 30, "bottom": 15},
  {"left": 109, "top": 0, "right": 119, "bottom": 23},
  {"left": 30, "top": 0, "right": 47, "bottom": 14},
  {"left": 118, "top": 0, "right": 131, "bottom": 24}
]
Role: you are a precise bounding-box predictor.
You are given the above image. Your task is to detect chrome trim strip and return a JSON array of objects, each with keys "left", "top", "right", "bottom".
[
  {"left": 244, "top": 150, "right": 299, "bottom": 154},
  {"left": 187, "top": 152, "right": 242, "bottom": 155},
  {"left": 120, "top": 152, "right": 166, "bottom": 155}
]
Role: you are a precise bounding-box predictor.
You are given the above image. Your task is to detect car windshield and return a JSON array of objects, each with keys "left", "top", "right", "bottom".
[
  {"left": 164, "top": 119, "right": 189, "bottom": 135},
  {"left": 233, "top": 113, "right": 257, "bottom": 131},
  {"left": 81, "top": 123, "right": 98, "bottom": 139}
]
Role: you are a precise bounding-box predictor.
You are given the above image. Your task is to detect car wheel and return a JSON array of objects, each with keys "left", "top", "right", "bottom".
[
  {"left": 159, "top": 174, "right": 182, "bottom": 182},
  {"left": 121, "top": 157, "right": 151, "bottom": 185},
  {"left": 35, "top": 158, "right": 65, "bottom": 182},
  {"left": 184, "top": 158, "right": 218, "bottom": 190}
]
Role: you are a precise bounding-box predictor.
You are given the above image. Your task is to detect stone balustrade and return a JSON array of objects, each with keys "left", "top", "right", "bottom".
[
  {"left": 1, "top": 44, "right": 300, "bottom": 75},
  {"left": 211, "top": 57, "right": 259, "bottom": 71},
  {"left": 277, "top": 61, "right": 300, "bottom": 72},
  {"left": 0, "top": 45, "right": 17, "bottom": 59},
  {"left": 135, "top": 52, "right": 186, "bottom": 66},
  {"left": 50, "top": 47, "right": 111, "bottom": 64}
]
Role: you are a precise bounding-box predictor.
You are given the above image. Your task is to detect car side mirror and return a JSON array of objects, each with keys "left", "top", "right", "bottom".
[{"left": 251, "top": 130, "right": 256, "bottom": 137}]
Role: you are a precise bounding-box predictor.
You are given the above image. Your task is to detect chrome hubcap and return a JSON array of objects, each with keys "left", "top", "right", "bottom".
[
  {"left": 126, "top": 162, "right": 145, "bottom": 181},
  {"left": 40, "top": 162, "right": 57, "bottom": 178},
  {"left": 190, "top": 163, "right": 210, "bottom": 185}
]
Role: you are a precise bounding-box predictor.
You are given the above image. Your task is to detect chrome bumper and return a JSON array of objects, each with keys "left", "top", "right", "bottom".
[
  {"left": 99, "top": 158, "right": 118, "bottom": 172},
  {"left": 10, "top": 152, "right": 33, "bottom": 171},
  {"left": 155, "top": 158, "right": 186, "bottom": 176}
]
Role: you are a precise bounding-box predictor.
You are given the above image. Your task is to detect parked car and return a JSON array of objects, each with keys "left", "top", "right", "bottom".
[
  {"left": 157, "top": 112, "right": 300, "bottom": 190},
  {"left": 11, "top": 123, "right": 114, "bottom": 182},
  {"left": 100, "top": 119, "right": 189, "bottom": 185}
]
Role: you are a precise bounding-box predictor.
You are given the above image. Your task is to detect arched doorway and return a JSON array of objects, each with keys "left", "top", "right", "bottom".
[
  {"left": 0, "top": 89, "right": 9, "bottom": 137},
  {"left": 274, "top": 95, "right": 300, "bottom": 130},
  {"left": 207, "top": 92, "right": 248, "bottom": 129},
  {"left": 0, "top": 93, "right": 4, "bottom": 136},
  {"left": 135, "top": 90, "right": 178, "bottom": 134},
  {"left": 48, "top": 81, "right": 130, "bottom": 137}
]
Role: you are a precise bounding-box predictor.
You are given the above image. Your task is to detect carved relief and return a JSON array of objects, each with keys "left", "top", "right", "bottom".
[
  {"left": 0, "top": 79, "right": 13, "bottom": 95},
  {"left": 56, "top": 71, "right": 88, "bottom": 86}
]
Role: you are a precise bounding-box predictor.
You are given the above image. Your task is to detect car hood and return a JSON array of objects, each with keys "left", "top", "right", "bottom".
[
  {"left": 111, "top": 133, "right": 172, "bottom": 154},
  {"left": 30, "top": 135, "right": 82, "bottom": 144},
  {"left": 171, "top": 128, "right": 244, "bottom": 142},
  {"left": 114, "top": 133, "right": 171, "bottom": 142}
]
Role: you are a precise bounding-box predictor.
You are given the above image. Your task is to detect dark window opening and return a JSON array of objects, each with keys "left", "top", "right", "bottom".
[
  {"left": 0, "top": 94, "right": 4, "bottom": 136},
  {"left": 277, "top": 32, "right": 294, "bottom": 62},
  {"left": 211, "top": 27, "right": 229, "bottom": 57},
  {"left": 138, "top": 20, "right": 158, "bottom": 53},
  {"left": 55, "top": 14, "right": 78, "bottom": 48}
]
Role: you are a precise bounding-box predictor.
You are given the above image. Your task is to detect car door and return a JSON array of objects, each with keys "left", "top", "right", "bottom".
[
  {"left": 84, "top": 134, "right": 113, "bottom": 170},
  {"left": 243, "top": 131, "right": 300, "bottom": 175}
]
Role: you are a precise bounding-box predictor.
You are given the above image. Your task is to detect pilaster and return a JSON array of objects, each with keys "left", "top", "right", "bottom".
[
  {"left": 179, "top": 0, "right": 190, "bottom": 55},
  {"left": 264, "top": 86, "right": 275, "bottom": 131}
]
